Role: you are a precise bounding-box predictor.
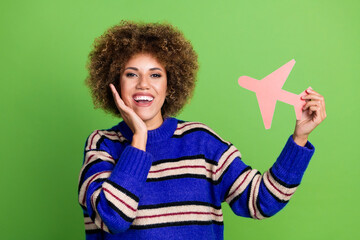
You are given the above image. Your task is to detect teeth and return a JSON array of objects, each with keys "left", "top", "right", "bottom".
[{"left": 134, "top": 96, "right": 154, "bottom": 101}]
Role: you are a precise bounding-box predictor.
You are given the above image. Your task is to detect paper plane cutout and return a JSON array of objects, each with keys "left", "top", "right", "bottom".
[{"left": 238, "top": 59, "right": 308, "bottom": 129}]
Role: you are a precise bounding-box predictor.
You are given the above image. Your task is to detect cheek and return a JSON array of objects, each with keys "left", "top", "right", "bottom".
[
  {"left": 160, "top": 88, "right": 167, "bottom": 99},
  {"left": 119, "top": 89, "right": 132, "bottom": 107},
  {"left": 160, "top": 81, "right": 168, "bottom": 98},
  {"left": 120, "top": 81, "right": 131, "bottom": 98}
]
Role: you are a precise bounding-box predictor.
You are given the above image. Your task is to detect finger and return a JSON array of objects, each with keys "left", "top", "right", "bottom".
[
  {"left": 301, "top": 94, "right": 323, "bottom": 101},
  {"left": 319, "top": 100, "right": 327, "bottom": 121},
  {"left": 321, "top": 102, "right": 327, "bottom": 120},
  {"left": 109, "top": 84, "right": 128, "bottom": 112},
  {"left": 303, "top": 101, "right": 321, "bottom": 119},
  {"left": 109, "top": 84, "right": 120, "bottom": 99},
  {"left": 310, "top": 105, "right": 322, "bottom": 124},
  {"left": 305, "top": 90, "right": 326, "bottom": 119},
  {"left": 309, "top": 105, "right": 320, "bottom": 112},
  {"left": 302, "top": 94, "right": 326, "bottom": 118},
  {"left": 109, "top": 84, "right": 124, "bottom": 107},
  {"left": 303, "top": 100, "right": 320, "bottom": 111},
  {"left": 306, "top": 88, "right": 321, "bottom": 96}
]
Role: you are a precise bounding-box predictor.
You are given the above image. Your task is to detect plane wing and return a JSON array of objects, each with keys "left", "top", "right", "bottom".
[
  {"left": 255, "top": 91, "right": 277, "bottom": 129},
  {"left": 261, "top": 59, "right": 296, "bottom": 89}
]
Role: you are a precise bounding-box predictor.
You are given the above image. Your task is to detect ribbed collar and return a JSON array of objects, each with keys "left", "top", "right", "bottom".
[{"left": 115, "top": 117, "right": 178, "bottom": 143}]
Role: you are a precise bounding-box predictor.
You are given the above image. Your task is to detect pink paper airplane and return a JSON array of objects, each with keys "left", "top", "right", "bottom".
[{"left": 238, "top": 59, "right": 308, "bottom": 129}]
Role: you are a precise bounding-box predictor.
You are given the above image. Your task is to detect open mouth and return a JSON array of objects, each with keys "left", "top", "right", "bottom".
[{"left": 133, "top": 96, "right": 154, "bottom": 103}]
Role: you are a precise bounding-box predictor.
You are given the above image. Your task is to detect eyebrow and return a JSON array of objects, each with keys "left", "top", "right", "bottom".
[{"left": 125, "top": 67, "right": 163, "bottom": 72}]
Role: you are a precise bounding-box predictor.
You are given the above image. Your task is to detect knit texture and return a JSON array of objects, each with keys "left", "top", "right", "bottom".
[{"left": 78, "top": 117, "right": 315, "bottom": 240}]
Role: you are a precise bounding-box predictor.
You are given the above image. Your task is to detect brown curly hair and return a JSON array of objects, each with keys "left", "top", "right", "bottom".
[{"left": 85, "top": 20, "right": 199, "bottom": 119}]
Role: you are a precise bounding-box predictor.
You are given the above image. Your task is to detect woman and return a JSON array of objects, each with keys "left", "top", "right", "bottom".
[{"left": 78, "top": 20, "right": 326, "bottom": 240}]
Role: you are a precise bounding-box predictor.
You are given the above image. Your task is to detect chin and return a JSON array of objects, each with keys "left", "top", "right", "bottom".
[{"left": 135, "top": 111, "right": 157, "bottom": 122}]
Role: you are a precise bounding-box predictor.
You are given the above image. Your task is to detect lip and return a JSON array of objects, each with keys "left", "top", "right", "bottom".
[
  {"left": 132, "top": 92, "right": 154, "bottom": 107},
  {"left": 133, "top": 98, "right": 153, "bottom": 107},
  {"left": 132, "top": 92, "right": 154, "bottom": 98}
]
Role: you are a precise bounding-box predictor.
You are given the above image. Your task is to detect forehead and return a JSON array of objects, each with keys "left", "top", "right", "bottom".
[{"left": 125, "top": 53, "right": 165, "bottom": 70}]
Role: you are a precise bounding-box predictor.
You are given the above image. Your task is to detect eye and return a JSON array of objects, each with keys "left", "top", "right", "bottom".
[
  {"left": 126, "top": 72, "right": 137, "bottom": 77},
  {"left": 151, "top": 73, "right": 161, "bottom": 78}
]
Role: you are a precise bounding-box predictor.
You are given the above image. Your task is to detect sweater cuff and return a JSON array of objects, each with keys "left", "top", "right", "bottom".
[
  {"left": 271, "top": 135, "right": 315, "bottom": 185},
  {"left": 108, "top": 145, "right": 153, "bottom": 183}
]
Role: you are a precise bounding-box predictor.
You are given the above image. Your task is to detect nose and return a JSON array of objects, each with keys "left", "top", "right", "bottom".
[{"left": 136, "top": 75, "right": 150, "bottom": 90}]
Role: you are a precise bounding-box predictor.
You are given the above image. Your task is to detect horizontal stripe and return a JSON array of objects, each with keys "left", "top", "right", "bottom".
[
  {"left": 269, "top": 168, "right": 300, "bottom": 188},
  {"left": 79, "top": 171, "right": 111, "bottom": 207},
  {"left": 152, "top": 154, "right": 217, "bottom": 166},
  {"left": 249, "top": 174, "right": 266, "bottom": 220},
  {"left": 102, "top": 181, "right": 139, "bottom": 220},
  {"left": 136, "top": 211, "right": 223, "bottom": 219},
  {"left": 91, "top": 188, "right": 110, "bottom": 233},
  {"left": 78, "top": 159, "right": 111, "bottom": 193},
  {"left": 87, "top": 130, "right": 99, "bottom": 151},
  {"left": 133, "top": 214, "right": 222, "bottom": 226},
  {"left": 104, "top": 180, "right": 140, "bottom": 202},
  {"left": 85, "top": 229, "right": 102, "bottom": 234},
  {"left": 84, "top": 216, "right": 99, "bottom": 231},
  {"left": 84, "top": 150, "right": 114, "bottom": 165},
  {"left": 132, "top": 201, "right": 223, "bottom": 227},
  {"left": 147, "top": 173, "right": 211, "bottom": 182},
  {"left": 149, "top": 165, "right": 213, "bottom": 175},
  {"left": 225, "top": 168, "right": 299, "bottom": 219},
  {"left": 106, "top": 198, "right": 135, "bottom": 223},
  {"left": 225, "top": 168, "right": 259, "bottom": 204},
  {"left": 223, "top": 166, "right": 251, "bottom": 198},
  {"left": 137, "top": 206, "right": 222, "bottom": 219},
  {"left": 148, "top": 156, "right": 217, "bottom": 182},
  {"left": 147, "top": 145, "right": 241, "bottom": 183},
  {"left": 263, "top": 170, "right": 298, "bottom": 202},
  {"left": 130, "top": 220, "right": 223, "bottom": 230},
  {"left": 256, "top": 195, "right": 271, "bottom": 218},
  {"left": 86, "top": 130, "right": 127, "bottom": 151},
  {"left": 103, "top": 188, "right": 136, "bottom": 212},
  {"left": 173, "top": 122, "right": 231, "bottom": 145},
  {"left": 147, "top": 169, "right": 234, "bottom": 184},
  {"left": 215, "top": 145, "right": 241, "bottom": 179},
  {"left": 78, "top": 151, "right": 115, "bottom": 188},
  {"left": 138, "top": 200, "right": 221, "bottom": 210}
]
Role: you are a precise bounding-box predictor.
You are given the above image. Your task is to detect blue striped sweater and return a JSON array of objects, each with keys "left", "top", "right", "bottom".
[{"left": 78, "top": 117, "right": 315, "bottom": 239}]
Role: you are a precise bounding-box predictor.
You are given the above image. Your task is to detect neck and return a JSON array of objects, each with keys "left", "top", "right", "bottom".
[
  {"left": 144, "top": 114, "right": 164, "bottom": 130},
  {"left": 117, "top": 117, "right": 178, "bottom": 143}
]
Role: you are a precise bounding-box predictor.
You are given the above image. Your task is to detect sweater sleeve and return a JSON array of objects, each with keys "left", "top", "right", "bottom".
[
  {"left": 219, "top": 135, "right": 315, "bottom": 219},
  {"left": 78, "top": 130, "right": 153, "bottom": 235}
]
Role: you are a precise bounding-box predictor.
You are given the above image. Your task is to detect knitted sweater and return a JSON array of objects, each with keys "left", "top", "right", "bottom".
[{"left": 78, "top": 117, "right": 315, "bottom": 240}]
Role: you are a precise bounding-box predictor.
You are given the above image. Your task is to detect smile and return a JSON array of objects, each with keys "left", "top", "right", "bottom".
[
  {"left": 133, "top": 95, "right": 154, "bottom": 107},
  {"left": 133, "top": 95, "right": 154, "bottom": 102}
]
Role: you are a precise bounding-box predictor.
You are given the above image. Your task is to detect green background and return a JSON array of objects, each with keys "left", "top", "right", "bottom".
[{"left": 1, "top": 0, "right": 359, "bottom": 239}]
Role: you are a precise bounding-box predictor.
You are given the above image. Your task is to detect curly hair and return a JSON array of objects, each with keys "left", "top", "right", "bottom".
[{"left": 85, "top": 20, "right": 199, "bottom": 119}]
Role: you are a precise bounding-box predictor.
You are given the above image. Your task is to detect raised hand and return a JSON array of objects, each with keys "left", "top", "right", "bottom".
[
  {"left": 293, "top": 87, "right": 327, "bottom": 146},
  {"left": 109, "top": 84, "right": 148, "bottom": 150}
]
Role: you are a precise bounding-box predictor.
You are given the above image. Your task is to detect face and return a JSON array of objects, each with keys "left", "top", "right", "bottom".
[{"left": 119, "top": 53, "right": 167, "bottom": 130}]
